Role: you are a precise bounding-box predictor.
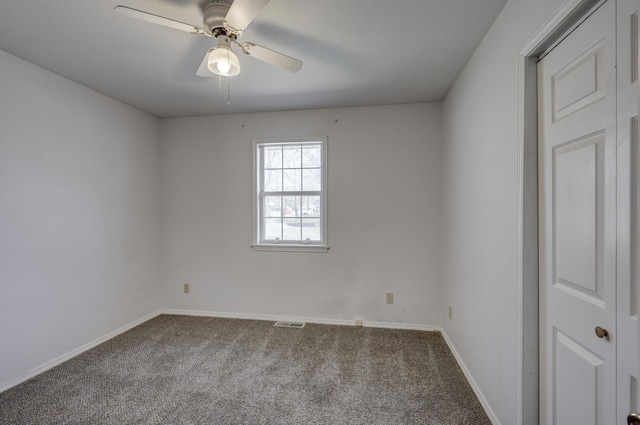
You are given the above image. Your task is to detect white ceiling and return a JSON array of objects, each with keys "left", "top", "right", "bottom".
[{"left": 0, "top": 0, "right": 507, "bottom": 118}]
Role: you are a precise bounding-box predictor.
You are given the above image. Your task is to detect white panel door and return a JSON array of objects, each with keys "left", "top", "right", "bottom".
[
  {"left": 618, "top": 0, "right": 640, "bottom": 421},
  {"left": 539, "top": 1, "right": 618, "bottom": 424}
]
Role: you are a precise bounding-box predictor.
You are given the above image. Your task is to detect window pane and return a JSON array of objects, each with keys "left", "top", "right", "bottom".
[
  {"left": 264, "top": 170, "right": 282, "bottom": 192},
  {"left": 264, "top": 218, "right": 282, "bottom": 240},
  {"left": 283, "top": 146, "right": 301, "bottom": 168},
  {"left": 300, "top": 196, "right": 320, "bottom": 217},
  {"left": 302, "top": 145, "right": 321, "bottom": 168},
  {"left": 283, "top": 196, "right": 301, "bottom": 217},
  {"left": 283, "top": 169, "right": 301, "bottom": 191},
  {"left": 302, "top": 219, "right": 321, "bottom": 240},
  {"left": 302, "top": 168, "right": 321, "bottom": 191},
  {"left": 264, "top": 196, "right": 282, "bottom": 217},
  {"left": 264, "top": 146, "right": 282, "bottom": 169},
  {"left": 255, "top": 139, "right": 326, "bottom": 248},
  {"left": 283, "top": 218, "right": 302, "bottom": 240}
]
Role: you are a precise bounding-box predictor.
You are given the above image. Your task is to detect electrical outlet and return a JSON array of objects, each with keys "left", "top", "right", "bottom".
[
  {"left": 355, "top": 319, "right": 363, "bottom": 327},
  {"left": 449, "top": 305, "right": 453, "bottom": 320},
  {"left": 183, "top": 283, "right": 190, "bottom": 294},
  {"left": 385, "top": 292, "right": 394, "bottom": 304}
]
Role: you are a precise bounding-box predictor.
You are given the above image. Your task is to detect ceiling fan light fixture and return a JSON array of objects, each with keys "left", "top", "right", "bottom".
[
  {"left": 115, "top": 2, "right": 302, "bottom": 78},
  {"left": 208, "top": 46, "right": 240, "bottom": 77}
]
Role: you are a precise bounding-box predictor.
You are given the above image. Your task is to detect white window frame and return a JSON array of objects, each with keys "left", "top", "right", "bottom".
[{"left": 251, "top": 137, "right": 328, "bottom": 252}]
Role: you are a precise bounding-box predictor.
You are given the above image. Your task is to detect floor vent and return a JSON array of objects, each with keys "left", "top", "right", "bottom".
[{"left": 274, "top": 321, "right": 306, "bottom": 328}]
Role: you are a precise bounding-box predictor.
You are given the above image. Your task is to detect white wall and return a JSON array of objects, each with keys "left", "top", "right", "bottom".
[
  {"left": 441, "top": 0, "right": 567, "bottom": 423},
  {"left": 0, "top": 50, "right": 161, "bottom": 389},
  {"left": 160, "top": 103, "right": 442, "bottom": 326}
]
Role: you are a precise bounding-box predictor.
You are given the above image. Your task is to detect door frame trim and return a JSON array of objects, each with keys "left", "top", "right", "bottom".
[{"left": 516, "top": 1, "right": 605, "bottom": 424}]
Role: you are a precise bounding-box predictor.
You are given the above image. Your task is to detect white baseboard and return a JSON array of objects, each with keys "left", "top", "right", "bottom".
[
  {"left": 0, "top": 310, "right": 162, "bottom": 393},
  {"left": 439, "top": 329, "right": 502, "bottom": 425},
  {"left": 160, "top": 308, "right": 440, "bottom": 332}
]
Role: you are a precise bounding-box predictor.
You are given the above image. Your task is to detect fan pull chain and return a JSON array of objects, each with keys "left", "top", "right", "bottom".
[
  {"left": 226, "top": 46, "right": 232, "bottom": 108},
  {"left": 216, "top": 75, "right": 231, "bottom": 107}
]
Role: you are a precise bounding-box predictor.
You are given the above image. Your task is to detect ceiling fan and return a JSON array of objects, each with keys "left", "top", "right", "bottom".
[{"left": 115, "top": 0, "right": 303, "bottom": 77}]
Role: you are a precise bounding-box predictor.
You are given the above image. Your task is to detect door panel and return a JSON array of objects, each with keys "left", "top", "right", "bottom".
[
  {"left": 554, "top": 135, "right": 602, "bottom": 297},
  {"left": 539, "top": 2, "right": 617, "bottom": 424},
  {"left": 552, "top": 41, "right": 605, "bottom": 121},
  {"left": 555, "top": 329, "right": 603, "bottom": 425}
]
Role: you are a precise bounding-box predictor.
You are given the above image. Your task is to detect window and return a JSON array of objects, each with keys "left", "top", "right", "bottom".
[{"left": 252, "top": 138, "right": 328, "bottom": 252}]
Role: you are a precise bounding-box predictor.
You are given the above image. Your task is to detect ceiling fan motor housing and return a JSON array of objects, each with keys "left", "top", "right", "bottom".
[{"left": 203, "top": 0, "right": 233, "bottom": 36}]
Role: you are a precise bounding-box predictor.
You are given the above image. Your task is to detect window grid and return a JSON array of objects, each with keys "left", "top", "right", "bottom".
[{"left": 257, "top": 141, "right": 324, "bottom": 245}]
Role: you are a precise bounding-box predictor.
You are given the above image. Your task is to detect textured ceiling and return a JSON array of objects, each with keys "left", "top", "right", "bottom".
[{"left": 0, "top": 0, "right": 507, "bottom": 117}]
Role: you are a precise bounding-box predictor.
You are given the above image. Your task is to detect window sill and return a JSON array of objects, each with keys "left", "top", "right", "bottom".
[{"left": 251, "top": 244, "right": 330, "bottom": 253}]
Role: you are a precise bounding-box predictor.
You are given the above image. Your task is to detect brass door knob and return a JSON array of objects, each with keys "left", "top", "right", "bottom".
[
  {"left": 628, "top": 412, "right": 640, "bottom": 424},
  {"left": 595, "top": 326, "right": 609, "bottom": 341}
]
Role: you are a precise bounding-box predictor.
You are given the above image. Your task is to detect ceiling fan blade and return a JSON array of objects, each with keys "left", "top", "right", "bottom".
[
  {"left": 240, "top": 42, "right": 303, "bottom": 73},
  {"left": 196, "top": 49, "right": 216, "bottom": 77},
  {"left": 115, "top": 5, "right": 206, "bottom": 35},
  {"left": 224, "top": 0, "right": 270, "bottom": 33}
]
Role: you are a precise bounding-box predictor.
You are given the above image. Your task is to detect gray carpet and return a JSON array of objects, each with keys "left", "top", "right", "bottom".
[{"left": 0, "top": 315, "right": 491, "bottom": 424}]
